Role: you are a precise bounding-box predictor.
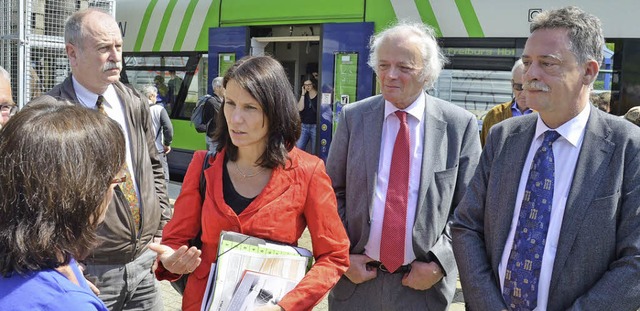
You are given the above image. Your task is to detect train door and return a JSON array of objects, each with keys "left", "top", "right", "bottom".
[{"left": 208, "top": 22, "right": 374, "bottom": 160}]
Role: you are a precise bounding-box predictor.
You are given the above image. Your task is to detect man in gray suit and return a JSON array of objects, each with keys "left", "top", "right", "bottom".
[
  {"left": 327, "top": 22, "right": 481, "bottom": 310},
  {"left": 452, "top": 6, "right": 640, "bottom": 311}
]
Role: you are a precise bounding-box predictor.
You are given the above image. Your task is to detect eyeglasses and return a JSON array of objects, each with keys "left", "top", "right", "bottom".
[
  {"left": 111, "top": 175, "right": 127, "bottom": 184},
  {"left": 512, "top": 83, "right": 523, "bottom": 91},
  {"left": 1, "top": 104, "right": 17, "bottom": 115}
]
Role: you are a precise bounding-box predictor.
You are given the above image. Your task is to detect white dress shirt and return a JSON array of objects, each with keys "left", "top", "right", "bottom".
[
  {"left": 72, "top": 77, "right": 139, "bottom": 197},
  {"left": 365, "top": 91, "right": 426, "bottom": 265},
  {"left": 499, "top": 103, "right": 591, "bottom": 310}
]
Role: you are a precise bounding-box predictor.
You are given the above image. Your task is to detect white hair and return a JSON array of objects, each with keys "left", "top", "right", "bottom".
[
  {"left": 140, "top": 84, "right": 157, "bottom": 97},
  {"left": 367, "top": 22, "right": 448, "bottom": 89}
]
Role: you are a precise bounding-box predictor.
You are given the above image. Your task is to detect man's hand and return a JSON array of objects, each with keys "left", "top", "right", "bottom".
[
  {"left": 163, "top": 145, "right": 171, "bottom": 154},
  {"left": 148, "top": 243, "right": 201, "bottom": 275},
  {"left": 401, "top": 261, "right": 443, "bottom": 290},
  {"left": 344, "top": 254, "right": 378, "bottom": 284}
]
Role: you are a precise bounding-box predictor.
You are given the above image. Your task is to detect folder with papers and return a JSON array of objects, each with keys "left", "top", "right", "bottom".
[{"left": 201, "top": 231, "right": 313, "bottom": 311}]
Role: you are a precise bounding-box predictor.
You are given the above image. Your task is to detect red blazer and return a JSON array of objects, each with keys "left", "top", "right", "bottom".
[{"left": 156, "top": 148, "right": 350, "bottom": 311}]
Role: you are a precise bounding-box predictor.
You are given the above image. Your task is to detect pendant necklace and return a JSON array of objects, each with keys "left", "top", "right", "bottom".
[{"left": 233, "top": 161, "right": 265, "bottom": 179}]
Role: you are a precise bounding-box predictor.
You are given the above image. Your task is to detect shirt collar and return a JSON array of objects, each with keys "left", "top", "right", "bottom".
[
  {"left": 72, "top": 76, "right": 116, "bottom": 109},
  {"left": 534, "top": 103, "right": 590, "bottom": 147},
  {"left": 383, "top": 91, "right": 426, "bottom": 122},
  {"left": 511, "top": 100, "right": 533, "bottom": 115}
]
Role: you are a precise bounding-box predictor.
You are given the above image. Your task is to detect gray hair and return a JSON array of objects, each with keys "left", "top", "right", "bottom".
[
  {"left": 64, "top": 8, "right": 110, "bottom": 48},
  {"left": 511, "top": 59, "right": 524, "bottom": 78},
  {"left": 140, "top": 85, "right": 157, "bottom": 98},
  {"left": 530, "top": 6, "right": 604, "bottom": 65},
  {"left": 211, "top": 77, "right": 224, "bottom": 90},
  {"left": 0, "top": 66, "right": 10, "bottom": 82},
  {"left": 367, "top": 22, "right": 447, "bottom": 89}
]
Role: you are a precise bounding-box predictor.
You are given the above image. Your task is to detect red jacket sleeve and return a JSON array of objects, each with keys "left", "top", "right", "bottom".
[{"left": 155, "top": 150, "right": 208, "bottom": 281}]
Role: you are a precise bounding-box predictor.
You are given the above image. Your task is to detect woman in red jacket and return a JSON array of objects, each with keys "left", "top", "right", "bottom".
[{"left": 151, "top": 56, "right": 350, "bottom": 311}]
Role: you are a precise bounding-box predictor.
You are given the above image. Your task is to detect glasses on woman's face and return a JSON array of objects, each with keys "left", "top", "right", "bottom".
[
  {"left": 0, "top": 104, "right": 16, "bottom": 115},
  {"left": 111, "top": 175, "right": 127, "bottom": 184},
  {"left": 512, "top": 83, "right": 523, "bottom": 91}
]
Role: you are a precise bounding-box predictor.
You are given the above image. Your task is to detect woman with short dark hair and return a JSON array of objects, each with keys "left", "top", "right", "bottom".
[
  {"left": 152, "top": 56, "right": 350, "bottom": 311},
  {"left": 0, "top": 97, "right": 126, "bottom": 310}
]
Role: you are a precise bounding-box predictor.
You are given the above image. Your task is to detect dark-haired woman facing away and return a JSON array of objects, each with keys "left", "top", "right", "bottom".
[
  {"left": 0, "top": 97, "right": 126, "bottom": 311},
  {"left": 152, "top": 56, "right": 349, "bottom": 311}
]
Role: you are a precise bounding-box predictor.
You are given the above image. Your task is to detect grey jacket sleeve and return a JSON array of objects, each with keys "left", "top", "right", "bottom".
[{"left": 159, "top": 108, "right": 173, "bottom": 146}]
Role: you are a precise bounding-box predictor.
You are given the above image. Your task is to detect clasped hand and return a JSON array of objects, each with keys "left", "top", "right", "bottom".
[
  {"left": 344, "top": 254, "right": 443, "bottom": 290},
  {"left": 148, "top": 243, "right": 202, "bottom": 275}
]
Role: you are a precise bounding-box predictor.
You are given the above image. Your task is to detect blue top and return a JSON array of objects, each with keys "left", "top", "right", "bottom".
[
  {"left": 511, "top": 100, "right": 534, "bottom": 117},
  {"left": 0, "top": 258, "right": 108, "bottom": 311}
]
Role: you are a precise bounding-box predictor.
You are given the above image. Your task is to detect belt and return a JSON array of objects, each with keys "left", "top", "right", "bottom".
[{"left": 366, "top": 261, "right": 412, "bottom": 274}]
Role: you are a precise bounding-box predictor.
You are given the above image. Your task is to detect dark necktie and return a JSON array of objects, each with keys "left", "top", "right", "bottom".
[
  {"left": 503, "top": 130, "right": 561, "bottom": 311},
  {"left": 96, "top": 95, "right": 106, "bottom": 115},
  {"left": 380, "top": 111, "right": 410, "bottom": 273}
]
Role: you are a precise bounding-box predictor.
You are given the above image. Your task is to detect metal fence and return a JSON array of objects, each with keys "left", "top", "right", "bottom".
[{"left": 0, "top": 0, "right": 115, "bottom": 107}]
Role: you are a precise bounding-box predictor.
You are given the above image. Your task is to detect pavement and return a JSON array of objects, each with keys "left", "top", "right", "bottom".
[{"left": 159, "top": 181, "right": 465, "bottom": 310}]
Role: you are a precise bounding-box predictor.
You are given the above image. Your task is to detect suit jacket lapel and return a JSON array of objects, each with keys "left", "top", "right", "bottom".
[
  {"left": 363, "top": 97, "right": 384, "bottom": 216},
  {"left": 416, "top": 95, "right": 444, "bottom": 214},
  {"left": 549, "top": 109, "right": 614, "bottom": 294}
]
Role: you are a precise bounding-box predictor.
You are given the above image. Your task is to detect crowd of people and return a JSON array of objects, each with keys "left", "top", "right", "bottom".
[{"left": 1, "top": 5, "right": 640, "bottom": 311}]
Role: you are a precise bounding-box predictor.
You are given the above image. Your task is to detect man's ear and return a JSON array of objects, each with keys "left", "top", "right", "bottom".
[
  {"left": 583, "top": 59, "right": 600, "bottom": 85},
  {"left": 66, "top": 43, "right": 78, "bottom": 68}
]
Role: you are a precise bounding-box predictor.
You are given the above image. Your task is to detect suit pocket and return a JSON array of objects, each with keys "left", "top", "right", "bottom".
[
  {"left": 330, "top": 276, "right": 358, "bottom": 301},
  {"left": 432, "top": 166, "right": 458, "bottom": 208}
]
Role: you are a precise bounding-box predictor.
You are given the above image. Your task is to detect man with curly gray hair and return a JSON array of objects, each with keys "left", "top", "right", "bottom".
[{"left": 327, "top": 22, "right": 481, "bottom": 311}]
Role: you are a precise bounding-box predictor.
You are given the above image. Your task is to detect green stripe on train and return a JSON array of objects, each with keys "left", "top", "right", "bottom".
[
  {"left": 153, "top": 0, "right": 179, "bottom": 51},
  {"left": 173, "top": 0, "right": 200, "bottom": 51},
  {"left": 414, "top": 0, "right": 441, "bottom": 37},
  {"left": 134, "top": 0, "right": 159, "bottom": 52},
  {"left": 454, "top": 0, "right": 484, "bottom": 37},
  {"left": 196, "top": 0, "right": 222, "bottom": 51}
]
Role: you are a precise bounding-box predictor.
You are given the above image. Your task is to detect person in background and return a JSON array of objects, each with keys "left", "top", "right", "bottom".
[
  {"left": 141, "top": 84, "right": 173, "bottom": 185},
  {"left": 47, "top": 8, "right": 171, "bottom": 310},
  {"left": 623, "top": 105, "right": 640, "bottom": 126},
  {"left": 453, "top": 6, "right": 640, "bottom": 310},
  {"left": 0, "top": 98, "right": 126, "bottom": 311},
  {"left": 0, "top": 65, "right": 16, "bottom": 130},
  {"left": 151, "top": 55, "right": 350, "bottom": 311},
  {"left": 480, "top": 59, "right": 533, "bottom": 147},
  {"left": 167, "top": 70, "right": 183, "bottom": 110},
  {"left": 204, "top": 77, "right": 224, "bottom": 152},
  {"left": 153, "top": 74, "right": 169, "bottom": 108},
  {"left": 326, "top": 22, "right": 481, "bottom": 311},
  {"left": 590, "top": 90, "right": 611, "bottom": 112},
  {"left": 296, "top": 77, "right": 318, "bottom": 154}
]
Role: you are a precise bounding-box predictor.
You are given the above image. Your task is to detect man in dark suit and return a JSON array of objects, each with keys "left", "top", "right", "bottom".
[
  {"left": 452, "top": 6, "right": 640, "bottom": 311},
  {"left": 47, "top": 8, "right": 170, "bottom": 310},
  {"left": 327, "top": 22, "right": 481, "bottom": 310}
]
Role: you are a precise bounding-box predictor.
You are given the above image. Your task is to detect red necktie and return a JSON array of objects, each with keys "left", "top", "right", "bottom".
[{"left": 380, "top": 111, "right": 410, "bottom": 273}]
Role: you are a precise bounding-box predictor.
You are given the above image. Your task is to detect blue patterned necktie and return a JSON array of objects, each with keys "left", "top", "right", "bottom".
[{"left": 503, "top": 130, "right": 561, "bottom": 311}]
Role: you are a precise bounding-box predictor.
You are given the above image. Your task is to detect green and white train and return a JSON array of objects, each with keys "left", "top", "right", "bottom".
[{"left": 116, "top": 0, "right": 640, "bottom": 179}]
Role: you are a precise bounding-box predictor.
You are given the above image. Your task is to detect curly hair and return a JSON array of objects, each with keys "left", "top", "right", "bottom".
[
  {"left": 0, "top": 97, "right": 125, "bottom": 276},
  {"left": 213, "top": 55, "right": 301, "bottom": 168},
  {"left": 368, "top": 21, "right": 448, "bottom": 89}
]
